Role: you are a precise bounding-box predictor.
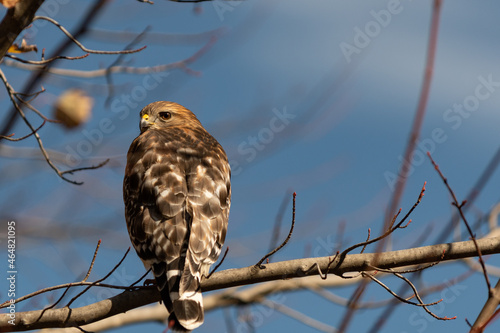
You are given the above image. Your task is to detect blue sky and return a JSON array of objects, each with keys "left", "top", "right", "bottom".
[{"left": 1, "top": 1, "right": 500, "bottom": 332}]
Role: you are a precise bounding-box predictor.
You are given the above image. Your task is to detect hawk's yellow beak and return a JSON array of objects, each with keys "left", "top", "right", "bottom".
[{"left": 140, "top": 114, "right": 153, "bottom": 132}]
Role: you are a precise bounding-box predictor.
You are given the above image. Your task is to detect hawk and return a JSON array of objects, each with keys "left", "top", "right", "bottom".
[{"left": 123, "top": 101, "right": 231, "bottom": 331}]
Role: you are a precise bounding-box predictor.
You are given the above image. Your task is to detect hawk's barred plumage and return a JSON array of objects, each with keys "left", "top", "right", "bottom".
[{"left": 123, "top": 101, "right": 231, "bottom": 331}]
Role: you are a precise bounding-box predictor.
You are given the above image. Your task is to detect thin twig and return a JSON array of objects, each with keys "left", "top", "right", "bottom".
[
  {"left": 14, "top": 95, "right": 59, "bottom": 123},
  {"left": 360, "top": 228, "right": 371, "bottom": 254},
  {"left": 392, "top": 270, "right": 456, "bottom": 320},
  {"left": 306, "top": 252, "right": 339, "bottom": 280},
  {"left": 65, "top": 248, "right": 131, "bottom": 308},
  {"left": 438, "top": 146, "right": 500, "bottom": 246},
  {"left": 363, "top": 270, "right": 456, "bottom": 321},
  {"left": 0, "top": 119, "right": 46, "bottom": 141},
  {"left": 0, "top": 280, "right": 149, "bottom": 309},
  {"left": 0, "top": 69, "right": 109, "bottom": 185},
  {"left": 60, "top": 159, "right": 110, "bottom": 176},
  {"left": 105, "top": 26, "right": 151, "bottom": 107},
  {"left": 338, "top": 180, "right": 427, "bottom": 332},
  {"left": 5, "top": 53, "right": 89, "bottom": 65},
  {"left": 361, "top": 272, "right": 441, "bottom": 307},
  {"left": 128, "top": 269, "right": 152, "bottom": 289},
  {"left": 255, "top": 192, "right": 296, "bottom": 268},
  {"left": 0, "top": 69, "right": 78, "bottom": 184},
  {"left": 32, "top": 16, "right": 146, "bottom": 55},
  {"left": 427, "top": 152, "right": 491, "bottom": 294},
  {"left": 206, "top": 247, "right": 229, "bottom": 279},
  {"left": 36, "top": 240, "right": 106, "bottom": 321},
  {"left": 13, "top": 86, "right": 46, "bottom": 101},
  {"left": 3, "top": 35, "right": 216, "bottom": 78},
  {"left": 267, "top": 189, "right": 292, "bottom": 263},
  {"left": 83, "top": 240, "right": 102, "bottom": 282},
  {"left": 311, "top": 268, "right": 473, "bottom": 310},
  {"left": 75, "top": 326, "right": 92, "bottom": 333},
  {"left": 36, "top": 283, "right": 74, "bottom": 322},
  {"left": 336, "top": 182, "right": 426, "bottom": 265}
]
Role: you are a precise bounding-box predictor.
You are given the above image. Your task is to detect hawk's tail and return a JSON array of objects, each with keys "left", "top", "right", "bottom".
[{"left": 152, "top": 257, "right": 204, "bottom": 332}]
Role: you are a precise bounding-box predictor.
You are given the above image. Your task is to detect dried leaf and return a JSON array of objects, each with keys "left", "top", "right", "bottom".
[
  {"left": 1, "top": 0, "right": 19, "bottom": 8},
  {"left": 54, "top": 89, "right": 94, "bottom": 129},
  {"left": 8, "top": 39, "right": 38, "bottom": 54}
]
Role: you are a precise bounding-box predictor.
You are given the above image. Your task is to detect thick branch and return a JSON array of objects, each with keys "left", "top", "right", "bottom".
[
  {"left": 38, "top": 276, "right": 357, "bottom": 333},
  {"left": 2, "top": 237, "right": 500, "bottom": 331}
]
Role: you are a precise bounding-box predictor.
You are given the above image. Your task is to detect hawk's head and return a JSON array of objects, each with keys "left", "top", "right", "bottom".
[{"left": 139, "top": 101, "right": 202, "bottom": 133}]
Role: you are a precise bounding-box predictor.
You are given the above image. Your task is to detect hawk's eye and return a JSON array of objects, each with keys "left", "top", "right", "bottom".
[{"left": 159, "top": 112, "right": 171, "bottom": 120}]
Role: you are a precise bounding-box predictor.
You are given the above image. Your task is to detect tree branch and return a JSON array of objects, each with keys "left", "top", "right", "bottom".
[
  {"left": 3, "top": 237, "right": 500, "bottom": 331},
  {"left": 0, "top": 0, "right": 44, "bottom": 61}
]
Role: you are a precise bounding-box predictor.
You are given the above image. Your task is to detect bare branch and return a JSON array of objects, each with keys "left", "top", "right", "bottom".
[
  {"left": 38, "top": 268, "right": 475, "bottom": 333},
  {"left": 59, "top": 159, "right": 110, "bottom": 177},
  {"left": 336, "top": 182, "right": 426, "bottom": 267},
  {"left": 104, "top": 26, "right": 151, "bottom": 107},
  {"left": 3, "top": 35, "right": 217, "bottom": 78},
  {"left": 266, "top": 189, "right": 292, "bottom": 262},
  {"left": 1, "top": 68, "right": 109, "bottom": 184},
  {"left": 4, "top": 53, "right": 89, "bottom": 65},
  {"left": 428, "top": 152, "right": 491, "bottom": 294},
  {"left": 361, "top": 272, "right": 441, "bottom": 308},
  {"left": 206, "top": 247, "right": 229, "bottom": 279},
  {"left": 31, "top": 16, "right": 146, "bottom": 55},
  {"left": 12, "top": 85, "right": 45, "bottom": 97},
  {"left": 3, "top": 237, "right": 500, "bottom": 331},
  {"left": 0, "top": 119, "right": 45, "bottom": 141},
  {"left": 65, "top": 248, "right": 131, "bottom": 308},
  {"left": 83, "top": 240, "right": 102, "bottom": 282},
  {"left": 1, "top": 0, "right": 108, "bottom": 140},
  {"left": 255, "top": 192, "right": 296, "bottom": 268}
]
